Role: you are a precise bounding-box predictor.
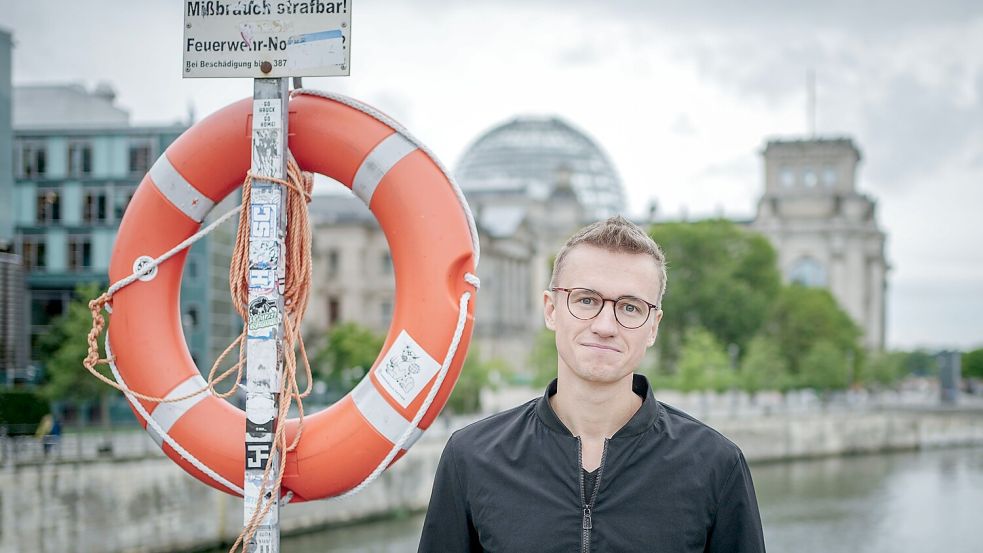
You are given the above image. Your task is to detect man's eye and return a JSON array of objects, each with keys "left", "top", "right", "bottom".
[
  {"left": 578, "top": 297, "right": 596, "bottom": 305},
  {"left": 623, "top": 304, "right": 637, "bottom": 313}
]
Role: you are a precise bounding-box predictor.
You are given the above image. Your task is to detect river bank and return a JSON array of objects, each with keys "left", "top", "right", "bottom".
[{"left": 2, "top": 406, "right": 982, "bottom": 553}]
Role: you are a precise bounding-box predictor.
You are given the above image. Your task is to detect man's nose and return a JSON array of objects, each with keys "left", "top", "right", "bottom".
[{"left": 590, "top": 300, "right": 620, "bottom": 335}]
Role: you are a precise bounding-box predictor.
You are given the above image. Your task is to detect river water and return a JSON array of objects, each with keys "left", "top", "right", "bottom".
[{"left": 217, "top": 446, "right": 983, "bottom": 552}]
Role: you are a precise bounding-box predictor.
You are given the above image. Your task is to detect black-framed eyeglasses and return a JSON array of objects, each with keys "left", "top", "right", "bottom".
[{"left": 550, "top": 287, "right": 660, "bottom": 329}]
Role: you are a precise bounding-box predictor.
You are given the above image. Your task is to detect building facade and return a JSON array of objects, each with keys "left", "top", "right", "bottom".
[
  {"left": 301, "top": 112, "right": 622, "bottom": 370},
  {"left": 305, "top": 192, "right": 396, "bottom": 337},
  {"left": 456, "top": 116, "right": 622, "bottom": 367},
  {"left": 752, "top": 138, "right": 888, "bottom": 350},
  {"left": 0, "top": 29, "right": 12, "bottom": 247},
  {"left": 6, "top": 82, "right": 239, "bottom": 381}
]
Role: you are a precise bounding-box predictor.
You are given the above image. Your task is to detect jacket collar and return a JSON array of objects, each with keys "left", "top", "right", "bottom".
[{"left": 536, "top": 373, "right": 661, "bottom": 438}]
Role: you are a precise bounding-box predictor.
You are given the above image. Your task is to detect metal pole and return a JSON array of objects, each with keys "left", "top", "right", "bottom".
[{"left": 244, "top": 77, "right": 289, "bottom": 553}]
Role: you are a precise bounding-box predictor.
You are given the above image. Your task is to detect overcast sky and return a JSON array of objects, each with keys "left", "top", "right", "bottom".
[{"left": 2, "top": 1, "right": 981, "bottom": 351}]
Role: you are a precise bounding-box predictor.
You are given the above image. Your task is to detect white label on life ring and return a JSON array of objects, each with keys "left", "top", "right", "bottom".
[{"left": 375, "top": 330, "right": 441, "bottom": 409}]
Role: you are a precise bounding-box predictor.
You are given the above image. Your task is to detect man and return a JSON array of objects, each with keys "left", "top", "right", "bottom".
[{"left": 418, "top": 216, "right": 766, "bottom": 552}]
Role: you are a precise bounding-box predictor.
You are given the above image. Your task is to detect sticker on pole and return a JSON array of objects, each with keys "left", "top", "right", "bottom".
[
  {"left": 375, "top": 331, "right": 441, "bottom": 408},
  {"left": 183, "top": 0, "right": 351, "bottom": 78}
]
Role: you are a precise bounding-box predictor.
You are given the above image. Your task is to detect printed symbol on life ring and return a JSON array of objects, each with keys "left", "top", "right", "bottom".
[{"left": 384, "top": 345, "right": 421, "bottom": 393}]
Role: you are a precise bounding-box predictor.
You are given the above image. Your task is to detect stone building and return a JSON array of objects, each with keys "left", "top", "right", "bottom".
[
  {"left": 456, "top": 116, "right": 625, "bottom": 366},
  {"left": 302, "top": 115, "right": 625, "bottom": 370},
  {"left": 305, "top": 192, "right": 395, "bottom": 335},
  {"left": 752, "top": 138, "right": 888, "bottom": 350}
]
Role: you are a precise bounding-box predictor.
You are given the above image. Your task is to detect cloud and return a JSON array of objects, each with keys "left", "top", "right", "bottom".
[{"left": 859, "top": 73, "right": 983, "bottom": 189}]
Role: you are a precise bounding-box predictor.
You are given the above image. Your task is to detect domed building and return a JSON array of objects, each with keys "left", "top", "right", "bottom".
[
  {"left": 456, "top": 116, "right": 626, "bottom": 219},
  {"left": 453, "top": 116, "right": 627, "bottom": 370},
  {"left": 301, "top": 115, "right": 629, "bottom": 376}
]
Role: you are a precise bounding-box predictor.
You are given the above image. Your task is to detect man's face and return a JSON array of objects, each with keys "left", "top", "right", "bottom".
[{"left": 544, "top": 244, "right": 663, "bottom": 386}]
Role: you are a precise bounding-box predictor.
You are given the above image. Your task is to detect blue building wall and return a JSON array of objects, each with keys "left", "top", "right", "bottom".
[
  {"left": 0, "top": 29, "right": 12, "bottom": 246},
  {"left": 11, "top": 124, "right": 240, "bottom": 375}
]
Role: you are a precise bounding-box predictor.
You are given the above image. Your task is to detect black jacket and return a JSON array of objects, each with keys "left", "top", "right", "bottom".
[{"left": 418, "top": 375, "right": 765, "bottom": 552}]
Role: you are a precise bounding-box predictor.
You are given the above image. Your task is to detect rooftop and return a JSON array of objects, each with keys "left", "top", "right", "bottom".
[
  {"left": 14, "top": 83, "right": 129, "bottom": 129},
  {"left": 456, "top": 116, "right": 626, "bottom": 218}
]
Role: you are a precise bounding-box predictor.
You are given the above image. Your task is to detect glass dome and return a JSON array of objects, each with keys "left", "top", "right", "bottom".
[{"left": 456, "top": 116, "right": 626, "bottom": 218}]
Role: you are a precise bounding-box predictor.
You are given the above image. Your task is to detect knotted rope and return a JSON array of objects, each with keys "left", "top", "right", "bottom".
[{"left": 83, "top": 158, "right": 316, "bottom": 553}]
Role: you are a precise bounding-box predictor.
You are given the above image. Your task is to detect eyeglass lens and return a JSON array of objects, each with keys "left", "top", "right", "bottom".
[{"left": 566, "top": 288, "right": 649, "bottom": 328}]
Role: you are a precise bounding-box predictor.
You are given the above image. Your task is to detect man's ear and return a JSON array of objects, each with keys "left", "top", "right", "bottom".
[
  {"left": 646, "top": 309, "right": 664, "bottom": 347},
  {"left": 543, "top": 290, "right": 557, "bottom": 331}
]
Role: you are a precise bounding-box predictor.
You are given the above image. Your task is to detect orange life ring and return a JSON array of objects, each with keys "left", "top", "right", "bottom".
[{"left": 107, "top": 91, "right": 478, "bottom": 502}]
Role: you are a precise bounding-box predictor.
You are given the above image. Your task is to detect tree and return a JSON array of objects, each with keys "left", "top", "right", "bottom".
[
  {"left": 799, "top": 340, "right": 850, "bottom": 393},
  {"left": 901, "top": 349, "right": 938, "bottom": 377},
  {"left": 759, "top": 284, "right": 862, "bottom": 380},
  {"left": 309, "top": 322, "right": 385, "bottom": 396},
  {"left": 38, "top": 282, "right": 118, "bottom": 412},
  {"left": 962, "top": 348, "right": 983, "bottom": 379},
  {"left": 739, "top": 334, "right": 791, "bottom": 395},
  {"left": 446, "top": 351, "right": 510, "bottom": 414},
  {"left": 674, "top": 327, "right": 733, "bottom": 392},
  {"left": 863, "top": 351, "right": 906, "bottom": 388},
  {"left": 529, "top": 328, "right": 559, "bottom": 387},
  {"left": 648, "top": 220, "right": 781, "bottom": 370}
]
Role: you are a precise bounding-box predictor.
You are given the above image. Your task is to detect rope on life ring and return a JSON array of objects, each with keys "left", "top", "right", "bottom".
[{"left": 81, "top": 90, "right": 480, "bottom": 519}]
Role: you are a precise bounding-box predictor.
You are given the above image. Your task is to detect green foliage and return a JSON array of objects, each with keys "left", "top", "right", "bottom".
[
  {"left": 0, "top": 390, "right": 51, "bottom": 435},
  {"left": 739, "top": 334, "right": 791, "bottom": 394},
  {"left": 961, "top": 348, "right": 983, "bottom": 379},
  {"left": 648, "top": 220, "right": 781, "bottom": 370},
  {"left": 863, "top": 351, "right": 906, "bottom": 387},
  {"left": 901, "top": 350, "right": 938, "bottom": 377},
  {"left": 674, "top": 327, "right": 734, "bottom": 392},
  {"left": 529, "top": 328, "right": 559, "bottom": 387},
  {"left": 798, "top": 340, "right": 851, "bottom": 392},
  {"left": 759, "top": 284, "right": 862, "bottom": 378},
  {"left": 38, "top": 282, "right": 116, "bottom": 403},
  {"left": 446, "top": 351, "right": 510, "bottom": 414},
  {"left": 310, "top": 322, "right": 385, "bottom": 395}
]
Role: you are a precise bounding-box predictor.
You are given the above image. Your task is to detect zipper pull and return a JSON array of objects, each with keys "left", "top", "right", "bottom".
[{"left": 583, "top": 505, "right": 592, "bottom": 530}]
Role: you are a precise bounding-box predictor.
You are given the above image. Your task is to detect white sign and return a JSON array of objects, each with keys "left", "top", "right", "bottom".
[
  {"left": 183, "top": 0, "right": 351, "bottom": 78},
  {"left": 375, "top": 331, "right": 442, "bottom": 409}
]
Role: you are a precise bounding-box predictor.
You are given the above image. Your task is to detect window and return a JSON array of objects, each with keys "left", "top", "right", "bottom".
[
  {"left": 328, "top": 297, "right": 340, "bottom": 325},
  {"left": 36, "top": 189, "right": 62, "bottom": 223},
  {"left": 822, "top": 166, "right": 838, "bottom": 187},
  {"left": 114, "top": 186, "right": 136, "bottom": 220},
  {"left": 17, "top": 140, "right": 47, "bottom": 178},
  {"left": 129, "top": 138, "right": 154, "bottom": 175},
  {"left": 83, "top": 189, "right": 110, "bottom": 223},
  {"left": 789, "top": 256, "right": 827, "bottom": 287},
  {"left": 381, "top": 252, "right": 392, "bottom": 274},
  {"left": 327, "top": 250, "right": 339, "bottom": 277},
  {"left": 68, "top": 140, "right": 94, "bottom": 177},
  {"left": 380, "top": 299, "right": 393, "bottom": 327},
  {"left": 20, "top": 236, "right": 46, "bottom": 270},
  {"left": 780, "top": 167, "right": 795, "bottom": 188},
  {"left": 30, "top": 292, "right": 68, "bottom": 326},
  {"left": 183, "top": 305, "right": 199, "bottom": 329},
  {"left": 802, "top": 167, "right": 818, "bottom": 188},
  {"left": 30, "top": 289, "right": 72, "bottom": 360},
  {"left": 67, "top": 235, "right": 93, "bottom": 271}
]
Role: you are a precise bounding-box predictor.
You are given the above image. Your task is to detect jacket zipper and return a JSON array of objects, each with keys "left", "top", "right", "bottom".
[{"left": 579, "top": 437, "right": 609, "bottom": 553}]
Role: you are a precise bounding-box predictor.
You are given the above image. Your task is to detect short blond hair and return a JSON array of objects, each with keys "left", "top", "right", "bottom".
[{"left": 550, "top": 216, "right": 668, "bottom": 304}]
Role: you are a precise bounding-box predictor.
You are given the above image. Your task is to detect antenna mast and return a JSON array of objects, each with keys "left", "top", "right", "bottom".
[{"left": 807, "top": 68, "right": 817, "bottom": 137}]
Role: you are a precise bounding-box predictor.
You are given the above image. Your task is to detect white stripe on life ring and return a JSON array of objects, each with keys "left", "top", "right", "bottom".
[
  {"left": 351, "top": 377, "right": 423, "bottom": 449},
  {"left": 352, "top": 132, "right": 418, "bottom": 206},
  {"left": 146, "top": 374, "right": 210, "bottom": 448},
  {"left": 150, "top": 154, "right": 215, "bottom": 223}
]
